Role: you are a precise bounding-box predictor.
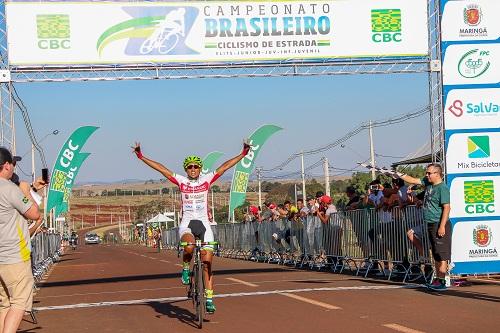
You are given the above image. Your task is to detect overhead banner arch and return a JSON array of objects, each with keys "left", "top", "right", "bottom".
[{"left": 5, "top": 0, "right": 428, "bottom": 67}]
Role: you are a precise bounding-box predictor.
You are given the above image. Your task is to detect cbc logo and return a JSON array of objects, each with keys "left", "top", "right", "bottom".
[
  {"left": 372, "top": 32, "right": 402, "bottom": 43},
  {"left": 38, "top": 40, "right": 70, "bottom": 49}
]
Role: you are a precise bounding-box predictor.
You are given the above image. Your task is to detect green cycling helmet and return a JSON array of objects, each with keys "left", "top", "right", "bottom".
[{"left": 183, "top": 155, "right": 203, "bottom": 169}]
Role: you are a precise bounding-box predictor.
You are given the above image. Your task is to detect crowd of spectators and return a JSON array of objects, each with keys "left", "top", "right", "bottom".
[{"left": 241, "top": 174, "right": 428, "bottom": 267}]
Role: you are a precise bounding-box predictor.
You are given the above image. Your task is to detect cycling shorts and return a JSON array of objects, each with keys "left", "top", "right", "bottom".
[{"left": 179, "top": 219, "right": 214, "bottom": 251}]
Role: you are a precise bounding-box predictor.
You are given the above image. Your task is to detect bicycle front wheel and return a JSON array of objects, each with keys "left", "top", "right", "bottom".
[{"left": 196, "top": 259, "right": 205, "bottom": 328}]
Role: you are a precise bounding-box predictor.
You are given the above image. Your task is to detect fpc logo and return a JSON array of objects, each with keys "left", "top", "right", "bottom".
[
  {"left": 458, "top": 49, "right": 491, "bottom": 78},
  {"left": 371, "top": 9, "right": 401, "bottom": 43},
  {"left": 464, "top": 180, "right": 495, "bottom": 214},
  {"left": 467, "top": 136, "right": 490, "bottom": 158},
  {"left": 36, "top": 14, "right": 70, "bottom": 49}
]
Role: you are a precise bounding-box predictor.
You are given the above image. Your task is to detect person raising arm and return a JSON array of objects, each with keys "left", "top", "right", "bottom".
[{"left": 132, "top": 140, "right": 251, "bottom": 313}]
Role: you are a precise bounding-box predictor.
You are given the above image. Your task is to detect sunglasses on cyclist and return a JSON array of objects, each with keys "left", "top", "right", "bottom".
[{"left": 186, "top": 164, "right": 201, "bottom": 170}]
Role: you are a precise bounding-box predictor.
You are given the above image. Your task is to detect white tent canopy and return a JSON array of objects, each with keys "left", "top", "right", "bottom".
[{"left": 146, "top": 213, "right": 174, "bottom": 224}]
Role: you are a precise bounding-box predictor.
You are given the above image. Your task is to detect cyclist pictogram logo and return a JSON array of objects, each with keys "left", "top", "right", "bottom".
[
  {"left": 97, "top": 7, "right": 199, "bottom": 57},
  {"left": 140, "top": 8, "right": 185, "bottom": 55}
]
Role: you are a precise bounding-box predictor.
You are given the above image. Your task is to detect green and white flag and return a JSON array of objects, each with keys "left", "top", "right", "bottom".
[
  {"left": 54, "top": 152, "right": 90, "bottom": 218},
  {"left": 228, "top": 124, "right": 282, "bottom": 219},
  {"left": 202, "top": 151, "right": 224, "bottom": 175},
  {"left": 47, "top": 126, "right": 98, "bottom": 212}
]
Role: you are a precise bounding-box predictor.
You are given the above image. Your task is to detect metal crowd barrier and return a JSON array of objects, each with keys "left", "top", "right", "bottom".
[
  {"left": 162, "top": 206, "right": 434, "bottom": 283},
  {"left": 31, "top": 233, "right": 62, "bottom": 282}
]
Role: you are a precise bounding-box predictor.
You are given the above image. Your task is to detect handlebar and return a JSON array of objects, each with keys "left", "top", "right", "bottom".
[{"left": 180, "top": 241, "right": 218, "bottom": 247}]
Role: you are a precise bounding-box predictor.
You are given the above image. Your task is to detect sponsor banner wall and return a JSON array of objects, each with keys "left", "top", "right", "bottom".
[
  {"left": 5, "top": 1, "right": 429, "bottom": 66},
  {"left": 444, "top": 88, "right": 500, "bottom": 130},
  {"left": 449, "top": 175, "right": 499, "bottom": 219},
  {"left": 441, "top": 0, "right": 500, "bottom": 42},
  {"left": 446, "top": 130, "right": 500, "bottom": 174},
  {"left": 451, "top": 220, "right": 499, "bottom": 263},
  {"left": 441, "top": 0, "right": 500, "bottom": 274},
  {"left": 442, "top": 43, "right": 500, "bottom": 86}
]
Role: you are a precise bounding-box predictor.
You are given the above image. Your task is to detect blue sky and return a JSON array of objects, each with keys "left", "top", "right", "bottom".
[{"left": 13, "top": 72, "right": 430, "bottom": 183}]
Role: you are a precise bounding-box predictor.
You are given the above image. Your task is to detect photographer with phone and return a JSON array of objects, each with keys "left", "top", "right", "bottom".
[{"left": 0, "top": 147, "right": 44, "bottom": 333}]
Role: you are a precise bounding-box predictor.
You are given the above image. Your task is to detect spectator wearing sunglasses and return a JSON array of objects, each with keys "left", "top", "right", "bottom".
[{"left": 397, "top": 163, "right": 451, "bottom": 291}]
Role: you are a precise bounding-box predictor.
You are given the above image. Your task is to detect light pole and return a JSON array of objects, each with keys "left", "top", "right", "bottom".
[{"left": 22, "top": 129, "right": 59, "bottom": 182}]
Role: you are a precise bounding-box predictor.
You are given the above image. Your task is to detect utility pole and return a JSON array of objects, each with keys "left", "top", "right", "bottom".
[
  {"left": 369, "top": 120, "right": 376, "bottom": 180},
  {"left": 301, "top": 151, "right": 306, "bottom": 203},
  {"left": 323, "top": 157, "right": 330, "bottom": 196},
  {"left": 256, "top": 167, "right": 263, "bottom": 209}
]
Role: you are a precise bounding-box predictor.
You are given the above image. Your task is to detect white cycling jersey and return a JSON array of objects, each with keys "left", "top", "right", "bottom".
[{"left": 167, "top": 171, "right": 220, "bottom": 224}]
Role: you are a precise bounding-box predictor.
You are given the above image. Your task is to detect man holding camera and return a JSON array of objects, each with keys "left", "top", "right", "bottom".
[
  {"left": 397, "top": 163, "right": 451, "bottom": 291},
  {"left": 0, "top": 147, "right": 42, "bottom": 333}
]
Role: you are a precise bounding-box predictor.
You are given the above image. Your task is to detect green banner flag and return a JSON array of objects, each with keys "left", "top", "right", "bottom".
[
  {"left": 47, "top": 126, "right": 98, "bottom": 212},
  {"left": 202, "top": 151, "right": 224, "bottom": 175},
  {"left": 228, "top": 124, "right": 282, "bottom": 219},
  {"left": 54, "top": 152, "right": 90, "bottom": 218}
]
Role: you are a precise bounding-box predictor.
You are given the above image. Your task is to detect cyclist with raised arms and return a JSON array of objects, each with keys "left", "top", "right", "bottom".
[{"left": 132, "top": 141, "right": 251, "bottom": 313}]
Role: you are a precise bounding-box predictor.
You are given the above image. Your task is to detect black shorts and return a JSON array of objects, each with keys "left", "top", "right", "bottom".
[{"left": 427, "top": 222, "right": 452, "bottom": 262}]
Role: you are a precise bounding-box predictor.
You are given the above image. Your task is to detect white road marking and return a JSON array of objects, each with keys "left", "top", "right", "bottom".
[
  {"left": 34, "top": 285, "right": 418, "bottom": 311},
  {"left": 160, "top": 260, "right": 171, "bottom": 263},
  {"left": 175, "top": 264, "right": 183, "bottom": 267},
  {"left": 226, "top": 277, "right": 258, "bottom": 287},
  {"left": 37, "top": 286, "right": 186, "bottom": 299},
  {"left": 383, "top": 323, "right": 426, "bottom": 333},
  {"left": 280, "top": 293, "right": 340, "bottom": 310}
]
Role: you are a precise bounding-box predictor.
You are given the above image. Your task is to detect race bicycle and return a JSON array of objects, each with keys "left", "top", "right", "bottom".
[{"left": 179, "top": 240, "right": 218, "bottom": 329}]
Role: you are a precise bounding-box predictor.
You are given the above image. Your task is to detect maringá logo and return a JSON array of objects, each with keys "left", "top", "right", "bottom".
[
  {"left": 464, "top": 4, "right": 481, "bottom": 26},
  {"left": 96, "top": 7, "right": 199, "bottom": 57},
  {"left": 36, "top": 14, "right": 70, "bottom": 50},
  {"left": 473, "top": 224, "right": 491, "bottom": 247},
  {"left": 460, "top": 4, "right": 488, "bottom": 38},
  {"left": 467, "top": 135, "right": 490, "bottom": 158},
  {"left": 371, "top": 9, "right": 401, "bottom": 43},
  {"left": 458, "top": 49, "right": 491, "bottom": 78},
  {"left": 464, "top": 180, "right": 495, "bottom": 214}
]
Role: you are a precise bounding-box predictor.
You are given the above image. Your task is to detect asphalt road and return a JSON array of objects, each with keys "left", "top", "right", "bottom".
[{"left": 21, "top": 243, "right": 500, "bottom": 333}]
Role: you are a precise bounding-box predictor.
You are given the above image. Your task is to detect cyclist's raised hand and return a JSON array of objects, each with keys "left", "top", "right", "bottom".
[
  {"left": 241, "top": 139, "right": 252, "bottom": 156},
  {"left": 132, "top": 142, "right": 143, "bottom": 159}
]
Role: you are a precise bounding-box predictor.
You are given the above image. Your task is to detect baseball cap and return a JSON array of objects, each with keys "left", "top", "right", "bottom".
[
  {"left": 306, "top": 196, "right": 314, "bottom": 201},
  {"left": 249, "top": 205, "right": 259, "bottom": 214},
  {"left": 320, "top": 195, "right": 332, "bottom": 204},
  {"left": 0, "top": 147, "right": 14, "bottom": 165},
  {"left": 315, "top": 191, "right": 324, "bottom": 198},
  {"left": 268, "top": 203, "right": 277, "bottom": 210}
]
